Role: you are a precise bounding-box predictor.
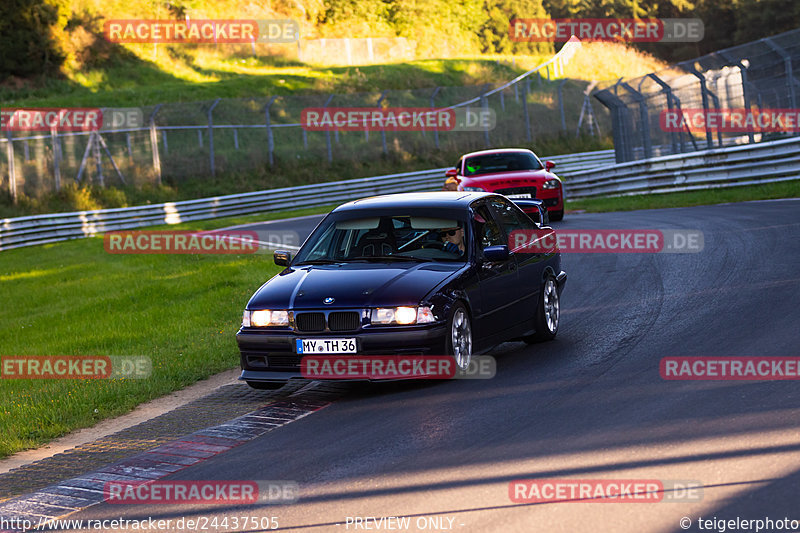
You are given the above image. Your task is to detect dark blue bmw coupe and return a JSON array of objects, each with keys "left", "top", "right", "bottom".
[{"left": 237, "top": 192, "right": 566, "bottom": 389}]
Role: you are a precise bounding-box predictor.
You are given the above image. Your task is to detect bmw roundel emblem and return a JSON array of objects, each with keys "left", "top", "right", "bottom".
[{"left": 323, "top": 297, "right": 335, "bottom": 304}]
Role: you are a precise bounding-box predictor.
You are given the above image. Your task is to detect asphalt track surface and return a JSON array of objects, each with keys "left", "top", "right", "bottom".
[{"left": 61, "top": 199, "right": 800, "bottom": 533}]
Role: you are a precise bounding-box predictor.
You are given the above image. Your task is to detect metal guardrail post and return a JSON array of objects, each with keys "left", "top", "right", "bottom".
[
  {"left": 208, "top": 98, "right": 221, "bottom": 176},
  {"left": 265, "top": 96, "right": 277, "bottom": 166},
  {"left": 5, "top": 131, "right": 16, "bottom": 204},
  {"left": 378, "top": 90, "right": 389, "bottom": 155},
  {"left": 431, "top": 87, "right": 441, "bottom": 149},
  {"left": 763, "top": 38, "right": 797, "bottom": 110},
  {"left": 558, "top": 79, "right": 567, "bottom": 133},
  {"left": 149, "top": 104, "right": 163, "bottom": 186}
]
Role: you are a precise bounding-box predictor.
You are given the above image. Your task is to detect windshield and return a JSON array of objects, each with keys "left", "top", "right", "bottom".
[
  {"left": 293, "top": 215, "right": 468, "bottom": 264},
  {"left": 464, "top": 152, "right": 543, "bottom": 176}
]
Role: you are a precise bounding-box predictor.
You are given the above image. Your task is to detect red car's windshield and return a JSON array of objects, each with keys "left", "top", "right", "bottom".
[{"left": 464, "top": 152, "right": 543, "bottom": 176}]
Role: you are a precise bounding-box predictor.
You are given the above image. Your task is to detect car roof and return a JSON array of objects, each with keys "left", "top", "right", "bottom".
[
  {"left": 459, "top": 148, "right": 538, "bottom": 159},
  {"left": 334, "top": 192, "right": 497, "bottom": 212}
]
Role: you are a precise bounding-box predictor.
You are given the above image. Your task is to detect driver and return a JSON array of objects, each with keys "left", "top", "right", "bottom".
[{"left": 440, "top": 226, "right": 465, "bottom": 255}]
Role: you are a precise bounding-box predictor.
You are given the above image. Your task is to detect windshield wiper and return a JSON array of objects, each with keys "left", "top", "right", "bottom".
[
  {"left": 295, "top": 259, "right": 344, "bottom": 265},
  {"left": 350, "top": 255, "right": 433, "bottom": 262}
]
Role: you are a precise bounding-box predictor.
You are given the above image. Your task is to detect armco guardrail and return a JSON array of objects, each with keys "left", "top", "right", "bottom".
[
  {"left": 0, "top": 150, "right": 613, "bottom": 251},
  {"left": 564, "top": 136, "right": 800, "bottom": 199}
]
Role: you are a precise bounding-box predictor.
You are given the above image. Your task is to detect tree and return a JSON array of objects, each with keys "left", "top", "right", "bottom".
[{"left": 0, "top": 0, "right": 67, "bottom": 80}]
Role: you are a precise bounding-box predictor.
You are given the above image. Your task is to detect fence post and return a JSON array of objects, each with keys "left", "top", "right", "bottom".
[
  {"left": 207, "top": 98, "right": 221, "bottom": 176},
  {"left": 481, "top": 84, "right": 491, "bottom": 147},
  {"left": 431, "top": 87, "right": 441, "bottom": 149},
  {"left": 685, "top": 64, "right": 716, "bottom": 149},
  {"left": 763, "top": 38, "right": 797, "bottom": 110},
  {"left": 5, "top": 132, "right": 16, "bottom": 204},
  {"left": 620, "top": 82, "right": 652, "bottom": 159},
  {"left": 558, "top": 79, "right": 567, "bottom": 133},
  {"left": 92, "top": 132, "right": 104, "bottom": 187},
  {"left": 324, "top": 94, "right": 334, "bottom": 163},
  {"left": 648, "top": 74, "right": 681, "bottom": 154},
  {"left": 149, "top": 104, "right": 163, "bottom": 185},
  {"left": 265, "top": 96, "right": 277, "bottom": 166},
  {"left": 50, "top": 127, "right": 62, "bottom": 192},
  {"left": 717, "top": 51, "right": 756, "bottom": 143},
  {"left": 522, "top": 78, "right": 532, "bottom": 142},
  {"left": 378, "top": 90, "right": 389, "bottom": 155}
]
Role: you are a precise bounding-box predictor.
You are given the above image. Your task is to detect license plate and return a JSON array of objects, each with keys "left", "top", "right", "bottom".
[
  {"left": 296, "top": 338, "right": 357, "bottom": 354},
  {"left": 506, "top": 193, "right": 532, "bottom": 198}
]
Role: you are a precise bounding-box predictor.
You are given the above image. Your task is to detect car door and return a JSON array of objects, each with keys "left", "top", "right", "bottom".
[
  {"left": 470, "top": 201, "right": 522, "bottom": 341},
  {"left": 485, "top": 196, "right": 545, "bottom": 323}
]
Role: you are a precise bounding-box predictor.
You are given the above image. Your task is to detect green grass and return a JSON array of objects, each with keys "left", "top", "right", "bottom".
[
  {"left": 0, "top": 203, "right": 338, "bottom": 459},
  {"left": 566, "top": 179, "right": 800, "bottom": 213},
  {"left": 0, "top": 58, "right": 530, "bottom": 108}
]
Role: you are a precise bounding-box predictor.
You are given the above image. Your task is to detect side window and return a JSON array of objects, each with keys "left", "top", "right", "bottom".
[
  {"left": 488, "top": 197, "right": 537, "bottom": 235},
  {"left": 472, "top": 204, "right": 504, "bottom": 254}
]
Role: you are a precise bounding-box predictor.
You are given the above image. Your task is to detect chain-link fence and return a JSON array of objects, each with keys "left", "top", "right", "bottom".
[
  {"left": 0, "top": 38, "right": 612, "bottom": 202},
  {"left": 595, "top": 27, "right": 800, "bottom": 163}
]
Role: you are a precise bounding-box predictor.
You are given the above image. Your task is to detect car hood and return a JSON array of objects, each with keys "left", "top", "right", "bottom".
[
  {"left": 247, "top": 262, "right": 463, "bottom": 310},
  {"left": 461, "top": 169, "right": 554, "bottom": 188}
]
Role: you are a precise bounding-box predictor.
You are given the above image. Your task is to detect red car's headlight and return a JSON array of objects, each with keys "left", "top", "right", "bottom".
[{"left": 542, "top": 179, "right": 560, "bottom": 190}]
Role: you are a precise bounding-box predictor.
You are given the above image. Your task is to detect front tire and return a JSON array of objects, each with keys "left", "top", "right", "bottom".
[
  {"left": 446, "top": 303, "right": 473, "bottom": 372},
  {"left": 524, "top": 276, "right": 560, "bottom": 343},
  {"left": 549, "top": 209, "right": 564, "bottom": 222}
]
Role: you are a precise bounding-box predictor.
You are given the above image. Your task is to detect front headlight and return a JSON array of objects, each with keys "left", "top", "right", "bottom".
[
  {"left": 371, "top": 306, "right": 436, "bottom": 325},
  {"left": 244, "top": 309, "right": 289, "bottom": 327},
  {"left": 542, "top": 179, "right": 560, "bottom": 189},
  {"left": 462, "top": 186, "right": 485, "bottom": 192}
]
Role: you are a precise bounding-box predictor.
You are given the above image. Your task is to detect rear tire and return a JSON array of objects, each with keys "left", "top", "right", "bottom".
[
  {"left": 523, "top": 276, "right": 560, "bottom": 343},
  {"left": 246, "top": 381, "right": 285, "bottom": 391}
]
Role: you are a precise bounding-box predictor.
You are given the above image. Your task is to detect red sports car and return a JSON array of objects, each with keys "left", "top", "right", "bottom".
[{"left": 443, "top": 148, "right": 564, "bottom": 221}]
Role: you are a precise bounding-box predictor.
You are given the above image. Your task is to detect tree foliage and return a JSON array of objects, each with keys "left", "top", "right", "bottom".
[{"left": 0, "top": 0, "right": 68, "bottom": 80}]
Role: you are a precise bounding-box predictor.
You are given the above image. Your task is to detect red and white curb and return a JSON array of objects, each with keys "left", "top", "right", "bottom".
[{"left": 0, "top": 397, "right": 329, "bottom": 532}]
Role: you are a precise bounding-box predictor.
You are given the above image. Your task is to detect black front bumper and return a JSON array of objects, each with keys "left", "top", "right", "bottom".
[{"left": 237, "top": 324, "right": 449, "bottom": 384}]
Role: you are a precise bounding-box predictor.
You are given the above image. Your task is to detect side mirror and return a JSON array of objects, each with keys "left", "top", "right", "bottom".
[
  {"left": 445, "top": 168, "right": 458, "bottom": 178},
  {"left": 545, "top": 160, "right": 556, "bottom": 172},
  {"left": 539, "top": 205, "right": 550, "bottom": 226},
  {"left": 274, "top": 250, "right": 292, "bottom": 266},
  {"left": 483, "top": 245, "right": 510, "bottom": 262}
]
